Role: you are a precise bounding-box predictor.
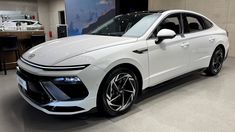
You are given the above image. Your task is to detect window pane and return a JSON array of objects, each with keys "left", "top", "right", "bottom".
[
  {"left": 203, "top": 18, "right": 213, "bottom": 29},
  {"left": 186, "top": 16, "right": 203, "bottom": 32},
  {"left": 151, "top": 14, "right": 181, "bottom": 38},
  {"left": 124, "top": 14, "right": 160, "bottom": 37},
  {"left": 91, "top": 13, "right": 161, "bottom": 37}
]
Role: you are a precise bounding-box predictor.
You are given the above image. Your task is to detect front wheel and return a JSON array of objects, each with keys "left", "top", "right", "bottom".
[
  {"left": 205, "top": 47, "right": 224, "bottom": 76},
  {"left": 97, "top": 68, "right": 139, "bottom": 116}
]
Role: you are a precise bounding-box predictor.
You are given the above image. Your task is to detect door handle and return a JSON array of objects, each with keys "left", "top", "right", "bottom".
[
  {"left": 180, "top": 42, "right": 189, "bottom": 48},
  {"left": 209, "top": 38, "right": 215, "bottom": 42}
]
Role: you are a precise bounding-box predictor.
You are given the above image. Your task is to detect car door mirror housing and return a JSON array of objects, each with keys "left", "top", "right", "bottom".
[{"left": 155, "top": 29, "right": 176, "bottom": 44}]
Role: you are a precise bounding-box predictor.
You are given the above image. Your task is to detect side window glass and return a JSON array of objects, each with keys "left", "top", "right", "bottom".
[
  {"left": 186, "top": 16, "right": 203, "bottom": 32},
  {"left": 203, "top": 18, "right": 213, "bottom": 29},
  {"left": 151, "top": 14, "right": 181, "bottom": 38}
]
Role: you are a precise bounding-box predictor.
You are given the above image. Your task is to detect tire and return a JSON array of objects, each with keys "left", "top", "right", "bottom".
[
  {"left": 205, "top": 46, "right": 225, "bottom": 76},
  {"left": 97, "top": 67, "right": 139, "bottom": 117}
]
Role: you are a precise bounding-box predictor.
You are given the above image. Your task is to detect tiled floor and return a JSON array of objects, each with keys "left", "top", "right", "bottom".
[{"left": 0, "top": 58, "right": 235, "bottom": 132}]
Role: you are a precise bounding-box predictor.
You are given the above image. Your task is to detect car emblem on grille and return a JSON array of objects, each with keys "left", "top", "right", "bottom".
[{"left": 28, "top": 54, "right": 35, "bottom": 59}]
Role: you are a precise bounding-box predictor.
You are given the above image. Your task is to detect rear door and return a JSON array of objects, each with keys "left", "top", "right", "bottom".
[{"left": 182, "top": 13, "right": 214, "bottom": 70}]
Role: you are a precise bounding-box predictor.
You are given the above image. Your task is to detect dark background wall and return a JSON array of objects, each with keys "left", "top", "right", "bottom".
[{"left": 116, "top": 0, "right": 148, "bottom": 14}]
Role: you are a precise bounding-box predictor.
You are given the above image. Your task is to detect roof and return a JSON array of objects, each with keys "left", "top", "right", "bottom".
[
  {"left": 123, "top": 9, "right": 211, "bottom": 21},
  {"left": 126, "top": 9, "right": 204, "bottom": 16},
  {"left": 126, "top": 10, "right": 168, "bottom": 15}
]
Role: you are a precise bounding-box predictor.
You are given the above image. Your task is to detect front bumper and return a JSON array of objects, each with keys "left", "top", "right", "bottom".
[
  {"left": 17, "top": 67, "right": 94, "bottom": 115},
  {"left": 18, "top": 89, "right": 88, "bottom": 115}
]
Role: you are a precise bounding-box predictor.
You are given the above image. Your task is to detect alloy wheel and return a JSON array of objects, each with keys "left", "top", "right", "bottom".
[
  {"left": 212, "top": 48, "right": 224, "bottom": 73},
  {"left": 105, "top": 73, "right": 137, "bottom": 112}
]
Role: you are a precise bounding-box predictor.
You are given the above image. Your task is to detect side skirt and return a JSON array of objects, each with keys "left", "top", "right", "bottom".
[{"left": 136, "top": 68, "right": 207, "bottom": 102}]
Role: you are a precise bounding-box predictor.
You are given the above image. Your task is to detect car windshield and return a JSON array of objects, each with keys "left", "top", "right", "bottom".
[{"left": 90, "top": 13, "right": 161, "bottom": 37}]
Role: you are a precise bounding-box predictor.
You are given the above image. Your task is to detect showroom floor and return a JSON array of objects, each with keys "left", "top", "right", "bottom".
[{"left": 0, "top": 58, "right": 235, "bottom": 132}]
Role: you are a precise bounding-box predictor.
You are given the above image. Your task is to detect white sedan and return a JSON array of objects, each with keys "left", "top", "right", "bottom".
[
  {"left": 3, "top": 19, "right": 44, "bottom": 30},
  {"left": 17, "top": 10, "right": 229, "bottom": 116}
]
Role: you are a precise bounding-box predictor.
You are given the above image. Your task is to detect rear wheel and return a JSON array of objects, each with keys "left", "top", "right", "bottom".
[
  {"left": 97, "top": 67, "right": 139, "bottom": 116},
  {"left": 205, "top": 47, "right": 224, "bottom": 76}
]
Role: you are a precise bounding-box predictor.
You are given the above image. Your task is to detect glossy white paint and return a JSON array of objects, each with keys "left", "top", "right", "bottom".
[
  {"left": 23, "top": 35, "right": 137, "bottom": 66},
  {"left": 157, "top": 29, "right": 176, "bottom": 38},
  {"left": 17, "top": 10, "right": 229, "bottom": 115},
  {"left": 147, "top": 35, "right": 190, "bottom": 86}
]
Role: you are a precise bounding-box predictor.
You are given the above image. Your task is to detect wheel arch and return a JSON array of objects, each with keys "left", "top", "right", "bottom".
[
  {"left": 215, "top": 44, "right": 226, "bottom": 57},
  {"left": 111, "top": 63, "right": 143, "bottom": 96},
  {"left": 205, "top": 43, "right": 226, "bottom": 76},
  {"left": 100, "top": 62, "right": 143, "bottom": 92},
  {"left": 97, "top": 62, "right": 144, "bottom": 107}
]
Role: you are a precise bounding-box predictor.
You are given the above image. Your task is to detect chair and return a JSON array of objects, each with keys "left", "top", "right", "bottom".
[
  {"left": 0, "top": 36, "right": 20, "bottom": 75},
  {"left": 30, "top": 35, "right": 45, "bottom": 48}
]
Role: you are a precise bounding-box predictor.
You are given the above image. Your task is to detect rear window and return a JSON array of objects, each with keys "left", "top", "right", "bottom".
[
  {"left": 186, "top": 16, "right": 203, "bottom": 32},
  {"left": 183, "top": 13, "right": 213, "bottom": 33},
  {"left": 203, "top": 18, "right": 213, "bottom": 29}
]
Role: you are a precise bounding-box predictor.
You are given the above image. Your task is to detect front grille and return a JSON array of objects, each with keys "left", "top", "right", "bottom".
[
  {"left": 52, "top": 82, "right": 89, "bottom": 100},
  {"left": 17, "top": 69, "right": 52, "bottom": 105},
  {"left": 17, "top": 67, "right": 89, "bottom": 103}
]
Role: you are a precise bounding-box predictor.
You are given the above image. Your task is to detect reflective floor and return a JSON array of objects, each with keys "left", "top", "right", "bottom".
[{"left": 1, "top": 58, "right": 235, "bottom": 132}]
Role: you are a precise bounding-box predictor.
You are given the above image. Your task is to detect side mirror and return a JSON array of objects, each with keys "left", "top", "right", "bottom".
[{"left": 155, "top": 29, "right": 176, "bottom": 44}]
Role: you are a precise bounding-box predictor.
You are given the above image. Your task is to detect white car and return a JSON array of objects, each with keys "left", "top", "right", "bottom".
[
  {"left": 3, "top": 19, "right": 43, "bottom": 30},
  {"left": 17, "top": 10, "right": 229, "bottom": 116}
]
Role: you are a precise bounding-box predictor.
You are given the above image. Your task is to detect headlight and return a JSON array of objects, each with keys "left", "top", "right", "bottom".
[
  {"left": 41, "top": 76, "right": 89, "bottom": 101},
  {"left": 52, "top": 77, "right": 81, "bottom": 85}
]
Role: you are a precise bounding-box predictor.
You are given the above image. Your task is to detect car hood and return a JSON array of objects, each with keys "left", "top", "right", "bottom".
[{"left": 22, "top": 35, "right": 137, "bottom": 66}]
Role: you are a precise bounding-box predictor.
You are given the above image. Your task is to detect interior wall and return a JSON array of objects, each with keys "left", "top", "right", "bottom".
[
  {"left": 149, "top": 0, "right": 235, "bottom": 57},
  {"left": 37, "top": 0, "right": 50, "bottom": 40},
  {"left": 37, "top": 0, "right": 65, "bottom": 40},
  {"left": 0, "top": 0, "right": 37, "bottom": 12},
  {"left": 0, "top": 0, "right": 38, "bottom": 21},
  {"left": 48, "top": 0, "right": 65, "bottom": 39}
]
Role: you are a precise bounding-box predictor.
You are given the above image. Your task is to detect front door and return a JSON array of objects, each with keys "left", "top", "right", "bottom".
[{"left": 147, "top": 13, "right": 190, "bottom": 86}]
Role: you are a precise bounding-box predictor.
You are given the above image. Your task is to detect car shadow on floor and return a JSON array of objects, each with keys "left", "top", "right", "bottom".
[
  {"left": 2, "top": 94, "right": 109, "bottom": 131},
  {"left": 137, "top": 72, "right": 207, "bottom": 103},
  {"left": 1, "top": 72, "right": 209, "bottom": 132}
]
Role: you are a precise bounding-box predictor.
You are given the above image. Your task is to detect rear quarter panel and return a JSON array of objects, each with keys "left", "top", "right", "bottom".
[{"left": 211, "top": 26, "right": 229, "bottom": 57}]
